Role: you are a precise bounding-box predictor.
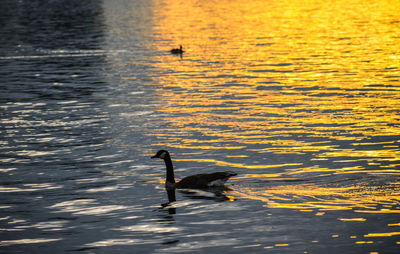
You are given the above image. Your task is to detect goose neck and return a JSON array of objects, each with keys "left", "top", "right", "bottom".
[{"left": 164, "top": 156, "right": 175, "bottom": 184}]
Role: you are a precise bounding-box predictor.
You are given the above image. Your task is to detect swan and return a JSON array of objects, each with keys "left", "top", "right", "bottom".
[
  {"left": 170, "top": 45, "right": 184, "bottom": 54},
  {"left": 151, "top": 150, "right": 237, "bottom": 189}
]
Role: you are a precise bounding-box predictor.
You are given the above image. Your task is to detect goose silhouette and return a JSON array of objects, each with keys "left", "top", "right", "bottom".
[
  {"left": 170, "top": 45, "right": 184, "bottom": 54},
  {"left": 151, "top": 150, "right": 236, "bottom": 189}
]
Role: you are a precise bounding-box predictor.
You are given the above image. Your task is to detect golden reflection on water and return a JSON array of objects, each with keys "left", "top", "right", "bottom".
[
  {"left": 149, "top": 0, "right": 400, "bottom": 218},
  {"left": 151, "top": 0, "right": 400, "bottom": 154},
  {"left": 229, "top": 179, "right": 400, "bottom": 212}
]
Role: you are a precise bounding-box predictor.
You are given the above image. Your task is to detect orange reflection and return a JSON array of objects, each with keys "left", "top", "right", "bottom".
[
  {"left": 150, "top": 0, "right": 400, "bottom": 164},
  {"left": 364, "top": 232, "right": 400, "bottom": 237},
  {"left": 229, "top": 178, "right": 400, "bottom": 212},
  {"left": 149, "top": 0, "right": 400, "bottom": 223}
]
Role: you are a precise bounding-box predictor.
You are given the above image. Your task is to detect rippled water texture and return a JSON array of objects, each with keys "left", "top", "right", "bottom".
[{"left": 1, "top": 0, "right": 400, "bottom": 253}]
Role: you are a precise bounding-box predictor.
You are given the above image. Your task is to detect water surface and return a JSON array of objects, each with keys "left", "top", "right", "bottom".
[{"left": 1, "top": 0, "right": 400, "bottom": 253}]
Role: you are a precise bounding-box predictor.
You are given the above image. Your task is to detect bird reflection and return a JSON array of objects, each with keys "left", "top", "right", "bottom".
[
  {"left": 160, "top": 186, "right": 234, "bottom": 215},
  {"left": 161, "top": 188, "right": 177, "bottom": 214}
]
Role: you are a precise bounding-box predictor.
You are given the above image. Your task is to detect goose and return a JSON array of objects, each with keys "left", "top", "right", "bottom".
[
  {"left": 170, "top": 45, "right": 184, "bottom": 54},
  {"left": 151, "top": 150, "right": 237, "bottom": 189}
]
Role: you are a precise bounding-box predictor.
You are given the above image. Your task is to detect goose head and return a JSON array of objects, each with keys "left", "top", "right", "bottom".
[{"left": 151, "top": 150, "right": 169, "bottom": 160}]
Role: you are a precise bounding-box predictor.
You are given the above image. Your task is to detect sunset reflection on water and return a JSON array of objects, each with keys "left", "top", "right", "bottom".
[
  {"left": 2, "top": 0, "right": 400, "bottom": 252},
  {"left": 149, "top": 0, "right": 400, "bottom": 219}
]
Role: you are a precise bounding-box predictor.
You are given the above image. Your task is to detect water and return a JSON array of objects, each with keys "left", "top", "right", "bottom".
[{"left": 1, "top": 0, "right": 400, "bottom": 252}]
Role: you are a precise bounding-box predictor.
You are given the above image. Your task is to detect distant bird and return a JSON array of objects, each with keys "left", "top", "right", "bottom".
[
  {"left": 170, "top": 45, "right": 184, "bottom": 54},
  {"left": 151, "top": 150, "right": 237, "bottom": 189}
]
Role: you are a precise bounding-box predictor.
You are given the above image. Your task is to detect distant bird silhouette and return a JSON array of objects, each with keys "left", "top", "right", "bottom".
[
  {"left": 151, "top": 150, "right": 236, "bottom": 189},
  {"left": 170, "top": 45, "right": 184, "bottom": 54}
]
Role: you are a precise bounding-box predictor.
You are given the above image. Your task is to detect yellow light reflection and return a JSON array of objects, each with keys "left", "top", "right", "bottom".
[
  {"left": 149, "top": 0, "right": 400, "bottom": 169},
  {"left": 229, "top": 179, "right": 400, "bottom": 212},
  {"left": 355, "top": 241, "right": 374, "bottom": 244},
  {"left": 175, "top": 158, "right": 302, "bottom": 170},
  {"left": 339, "top": 218, "right": 366, "bottom": 222},
  {"left": 149, "top": 0, "right": 400, "bottom": 223},
  {"left": 364, "top": 232, "right": 400, "bottom": 237}
]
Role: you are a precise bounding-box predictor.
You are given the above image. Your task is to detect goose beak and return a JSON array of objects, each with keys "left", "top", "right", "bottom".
[{"left": 151, "top": 155, "right": 158, "bottom": 159}]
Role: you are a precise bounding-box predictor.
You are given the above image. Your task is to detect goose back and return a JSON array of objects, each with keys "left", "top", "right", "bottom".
[{"left": 176, "top": 171, "right": 237, "bottom": 189}]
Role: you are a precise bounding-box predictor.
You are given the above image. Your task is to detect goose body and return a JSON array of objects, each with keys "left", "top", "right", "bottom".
[
  {"left": 151, "top": 150, "right": 236, "bottom": 189},
  {"left": 170, "top": 45, "right": 184, "bottom": 54}
]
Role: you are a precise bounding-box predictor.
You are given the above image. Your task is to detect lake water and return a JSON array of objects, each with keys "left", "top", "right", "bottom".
[{"left": 1, "top": 0, "right": 400, "bottom": 253}]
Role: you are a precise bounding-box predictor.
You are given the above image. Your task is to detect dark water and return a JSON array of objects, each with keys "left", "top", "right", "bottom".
[{"left": 1, "top": 0, "right": 400, "bottom": 253}]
